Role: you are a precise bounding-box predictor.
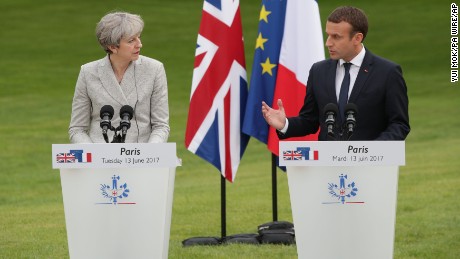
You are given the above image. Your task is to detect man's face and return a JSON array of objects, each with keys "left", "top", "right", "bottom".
[{"left": 325, "top": 21, "right": 360, "bottom": 61}]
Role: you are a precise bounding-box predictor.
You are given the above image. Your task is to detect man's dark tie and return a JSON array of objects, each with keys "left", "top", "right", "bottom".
[{"left": 338, "top": 62, "right": 351, "bottom": 123}]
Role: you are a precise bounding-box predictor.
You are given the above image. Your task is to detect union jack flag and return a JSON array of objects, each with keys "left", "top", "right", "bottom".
[
  {"left": 56, "top": 153, "right": 76, "bottom": 163},
  {"left": 283, "top": 150, "right": 303, "bottom": 161},
  {"left": 185, "top": 0, "right": 249, "bottom": 183}
]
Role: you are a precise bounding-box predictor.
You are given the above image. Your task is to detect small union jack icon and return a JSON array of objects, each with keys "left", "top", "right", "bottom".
[
  {"left": 283, "top": 150, "right": 303, "bottom": 160},
  {"left": 56, "top": 153, "right": 76, "bottom": 163}
]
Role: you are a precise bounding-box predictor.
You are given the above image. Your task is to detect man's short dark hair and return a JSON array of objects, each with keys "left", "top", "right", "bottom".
[{"left": 328, "top": 6, "right": 368, "bottom": 42}]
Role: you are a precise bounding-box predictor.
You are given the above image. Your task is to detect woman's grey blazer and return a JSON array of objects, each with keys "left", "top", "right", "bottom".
[{"left": 68, "top": 55, "right": 170, "bottom": 143}]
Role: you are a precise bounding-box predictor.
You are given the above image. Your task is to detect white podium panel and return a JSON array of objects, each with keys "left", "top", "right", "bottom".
[
  {"left": 280, "top": 141, "right": 405, "bottom": 259},
  {"left": 52, "top": 143, "right": 180, "bottom": 259}
]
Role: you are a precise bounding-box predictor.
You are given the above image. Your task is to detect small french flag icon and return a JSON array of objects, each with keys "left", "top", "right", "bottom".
[
  {"left": 82, "top": 153, "right": 92, "bottom": 163},
  {"left": 309, "top": 150, "right": 319, "bottom": 160},
  {"left": 69, "top": 150, "right": 92, "bottom": 163}
]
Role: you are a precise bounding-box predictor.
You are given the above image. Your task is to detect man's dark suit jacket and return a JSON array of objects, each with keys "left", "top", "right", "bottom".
[{"left": 279, "top": 49, "right": 410, "bottom": 141}]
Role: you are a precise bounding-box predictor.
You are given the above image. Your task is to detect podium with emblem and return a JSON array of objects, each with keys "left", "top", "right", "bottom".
[
  {"left": 279, "top": 141, "right": 405, "bottom": 259},
  {"left": 52, "top": 143, "right": 180, "bottom": 259}
]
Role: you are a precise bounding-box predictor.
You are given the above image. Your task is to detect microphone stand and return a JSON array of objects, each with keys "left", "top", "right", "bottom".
[
  {"left": 101, "top": 126, "right": 124, "bottom": 143},
  {"left": 120, "top": 128, "right": 127, "bottom": 143},
  {"left": 327, "top": 132, "right": 337, "bottom": 141},
  {"left": 326, "top": 119, "right": 337, "bottom": 141},
  {"left": 336, "top": 123, "right": 355, "bottom": 141},
  {"left": 101, "top": 123, "right": 112, "bottom": 143},
  {"left": 111, "top": 126, "right": 124, "bottom": 143},
  {"left": 102, "top": 131, "right": 109, "bottom": 143}
]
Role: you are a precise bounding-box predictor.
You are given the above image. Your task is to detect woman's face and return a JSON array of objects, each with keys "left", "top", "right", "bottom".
[{"left": 112, "top": 34, "right": 142, "bottom": 62}]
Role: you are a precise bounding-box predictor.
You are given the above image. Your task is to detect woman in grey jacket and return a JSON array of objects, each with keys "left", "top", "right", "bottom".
[{"left": 69, "top": 11, "right": 170, "bottom": 143}]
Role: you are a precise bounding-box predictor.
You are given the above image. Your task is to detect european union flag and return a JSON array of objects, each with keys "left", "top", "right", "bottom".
[{"left": 242, "top": 0, "right": 287, "bottom": 144}]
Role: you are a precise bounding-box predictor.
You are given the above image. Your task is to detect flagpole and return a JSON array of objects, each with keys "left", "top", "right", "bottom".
[
  {"left": 271, "top": 153, "right": 278, "bottom": 222},
  {"left": 221, "top": 174, "right": 226, "bottom": 238}
]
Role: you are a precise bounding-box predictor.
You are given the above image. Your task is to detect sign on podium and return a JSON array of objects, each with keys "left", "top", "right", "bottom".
[
  {"left": 279, "top": 141, "right": 405, "bottom": 259},
  {"left": 52, "top": 143, "right": 180, "bottom": 259}
]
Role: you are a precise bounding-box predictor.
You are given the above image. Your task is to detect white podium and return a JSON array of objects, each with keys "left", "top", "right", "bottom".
[
  {"left": 52, "top": 143, "right": 180, "bottom": 259},
  {"left": 279, "top": 141, "right": 405, "bottom": 259}
]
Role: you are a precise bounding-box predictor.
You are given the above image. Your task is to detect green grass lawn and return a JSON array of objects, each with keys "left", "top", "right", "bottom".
[{"left": 1, "top": 0, "right": 459, "bottom": 258}]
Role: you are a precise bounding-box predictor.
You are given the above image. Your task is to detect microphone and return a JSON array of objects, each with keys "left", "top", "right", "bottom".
[
  {"left": 119, "top": 105, "right": 134, "bottom": 143},
  {"left": 344, "top": 103, "right": 358, "bottom": 140},
  {"left": 100, "top": 105, "right": 114, "bottom": 143},
  {"left": 324, "top": 103, "right": 338, "bottom": 140}
]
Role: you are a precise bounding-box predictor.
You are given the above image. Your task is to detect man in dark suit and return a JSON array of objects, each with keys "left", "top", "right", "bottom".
[{"left": 262, "top": 6, "right": 410, "bottom": 141}]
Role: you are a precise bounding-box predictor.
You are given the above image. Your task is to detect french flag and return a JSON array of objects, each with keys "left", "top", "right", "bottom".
[
  {"left": 307, "top": 149, "right": 319, "bottom": 161},
  {"left": 268, "top": 0, "right": 325, "bottom": 155},
  {"left": 70, "top": 150, "right": 92, "bottom": 163},
  {"left": 243, "top": 0, "right": 325, "bottom": 156}
]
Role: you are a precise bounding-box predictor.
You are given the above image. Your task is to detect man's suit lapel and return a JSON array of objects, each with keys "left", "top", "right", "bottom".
[
  {"left": 327, "top": 59, "right": 339, "bottom": 104},
  {"left": 349, "top": 50, "right": 373, "bottom": 103},
  {"left": 98, "top": 56, "right": 129, "bottom": 106}
]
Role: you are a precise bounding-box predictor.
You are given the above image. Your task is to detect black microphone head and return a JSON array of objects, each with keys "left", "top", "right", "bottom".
[
  {"left": 344, "top": 103, "right": 358, "bottom": 114},
  {"left": 100, "top": 105, "right": 114, "bottom": 119},
  {"left": 120, "top": 105, "right": 134, "bottom": 120},
  {"left": 324, "top": 103, "right": 339, "bottom": 114}
]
